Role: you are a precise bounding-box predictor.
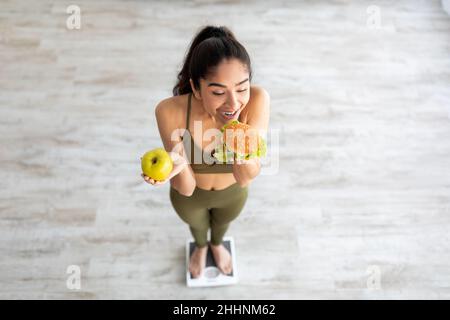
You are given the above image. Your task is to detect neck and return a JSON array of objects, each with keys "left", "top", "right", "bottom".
[{"left": 191, "top": 94, "right": 225, "bottom": 129}]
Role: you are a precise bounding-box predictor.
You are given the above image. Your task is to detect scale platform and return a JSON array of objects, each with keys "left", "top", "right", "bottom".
[{"left": 186, "top": 236, "right": 238, "bottom": 287}]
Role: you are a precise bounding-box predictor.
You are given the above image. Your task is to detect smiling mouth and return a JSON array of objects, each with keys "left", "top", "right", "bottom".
[
  {"left": 222, "top": 110, "right": 238, "bottom": 117},
  {"left": 220, "top": 105, "right": 243, "bottom": 118}
]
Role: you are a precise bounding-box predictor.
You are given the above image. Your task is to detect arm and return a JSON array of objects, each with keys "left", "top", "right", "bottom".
[
  {"left": 233, "top": 157, "right": 261, "bottom": 187},
  {"left": 155, "top": 99, "right": 197, "bottom": 196},
  {"left": 232, "top": 86, "right": 270, "bottom": 187}
]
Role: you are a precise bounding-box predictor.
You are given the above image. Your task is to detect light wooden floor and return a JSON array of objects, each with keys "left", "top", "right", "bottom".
[{"left": 1, "top": 0, "right": 450, "bottom": 299}]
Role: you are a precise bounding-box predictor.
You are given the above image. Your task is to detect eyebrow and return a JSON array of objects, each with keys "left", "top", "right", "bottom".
[{"left": 207, "top": 78, "right": 249, "bottom": 88}]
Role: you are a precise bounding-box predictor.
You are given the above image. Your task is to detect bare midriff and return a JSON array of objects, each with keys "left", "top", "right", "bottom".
[{"left": 193, "top": 172, "right": 237, "bottom": 191}]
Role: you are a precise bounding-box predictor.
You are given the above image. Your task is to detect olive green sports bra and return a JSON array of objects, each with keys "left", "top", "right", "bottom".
[{"left": 181, "top": 93, "right": 234, "bottom": 174}]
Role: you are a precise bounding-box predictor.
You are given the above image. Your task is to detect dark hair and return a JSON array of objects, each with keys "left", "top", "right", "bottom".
[{"left": 173, "top": 25, "right": 252, "bottom": 96}]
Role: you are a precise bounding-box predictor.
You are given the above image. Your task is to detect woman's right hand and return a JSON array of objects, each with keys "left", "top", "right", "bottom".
[{"left": 141, "top": 151, "right": 188, "bottom": 187}]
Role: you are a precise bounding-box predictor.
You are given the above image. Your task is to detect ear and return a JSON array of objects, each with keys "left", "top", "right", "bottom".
[{"left": 189, "top": 78, "right": 202, "bottom": 100}]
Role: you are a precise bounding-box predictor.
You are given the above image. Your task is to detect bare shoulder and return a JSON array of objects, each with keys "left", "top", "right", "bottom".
[
  {"left": 154, "top": 95, "right": 187, "bottom": 129},
  {"left": 247, "top": 85, "right": 270, "bottom": 116},
  {"left": 250, "top": 85, "right": 270, "bottom": 101},
  {"left": 246, "top": 85, "right": 270, "bottom": 131}
]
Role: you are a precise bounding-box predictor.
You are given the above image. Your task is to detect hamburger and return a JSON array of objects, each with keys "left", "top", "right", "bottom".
[{"left": 213, "top": 120, "right": 266, "bottom": 162}]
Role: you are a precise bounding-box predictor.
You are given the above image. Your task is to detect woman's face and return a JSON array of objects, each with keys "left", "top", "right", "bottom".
[{"left": 191, "top": 58, "right": 251, "bottom": 124}]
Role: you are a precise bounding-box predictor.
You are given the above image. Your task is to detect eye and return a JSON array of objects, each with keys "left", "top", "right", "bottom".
[{"left": 212, "top": 88, "right": 247, "bottom": 96}]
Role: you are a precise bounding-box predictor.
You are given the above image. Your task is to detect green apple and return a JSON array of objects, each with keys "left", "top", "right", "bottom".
[{"left": 141, "top": 148, "right": 173, "bottom": 181}]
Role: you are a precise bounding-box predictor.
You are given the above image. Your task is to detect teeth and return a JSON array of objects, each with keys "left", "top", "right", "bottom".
[{"left": 223, "top": 110, "right": 236, "bottom": 117}]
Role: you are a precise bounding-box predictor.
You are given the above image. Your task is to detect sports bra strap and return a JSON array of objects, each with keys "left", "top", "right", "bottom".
[{"left": 186, "top": 93, "right": 192, "bottom": 130}]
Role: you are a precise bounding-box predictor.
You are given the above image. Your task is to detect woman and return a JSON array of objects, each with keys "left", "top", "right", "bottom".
[{"left": 142, "top": 26, "right": 270, "bottom": 278}]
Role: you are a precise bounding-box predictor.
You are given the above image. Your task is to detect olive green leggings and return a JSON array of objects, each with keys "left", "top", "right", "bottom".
[{"left": 169, "top": 182, "right": 248, "bottom": 247}]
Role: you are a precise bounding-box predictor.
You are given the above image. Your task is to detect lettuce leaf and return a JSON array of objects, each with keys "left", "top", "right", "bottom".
[{"left": 213, "top": 135, "right": 267, "bottom": 162}]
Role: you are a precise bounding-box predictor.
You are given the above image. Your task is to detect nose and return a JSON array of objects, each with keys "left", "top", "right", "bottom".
[{"left": 226, "top": 92, "right": 239, "bottom": 110}]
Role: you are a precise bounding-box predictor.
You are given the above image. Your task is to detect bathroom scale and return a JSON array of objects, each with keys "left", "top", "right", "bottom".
[{"left": 185, "top": 236, "right": 238, "bottom": 287}]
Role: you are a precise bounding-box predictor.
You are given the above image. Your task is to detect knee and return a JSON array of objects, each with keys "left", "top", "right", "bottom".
[
  {"left": 175, "top": 212, "right": 207, "bottom": 230},
  {"left": 211, "top": 212, "right": 241, "bottom": 225}
]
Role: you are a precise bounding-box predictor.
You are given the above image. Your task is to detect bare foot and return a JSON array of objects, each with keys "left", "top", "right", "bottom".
[
  {"left": 209, "top": 242, "right": 233, "bottom": 275},
  {"left": 189, "top": 245, "right": 208, "bottom": 278}
]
